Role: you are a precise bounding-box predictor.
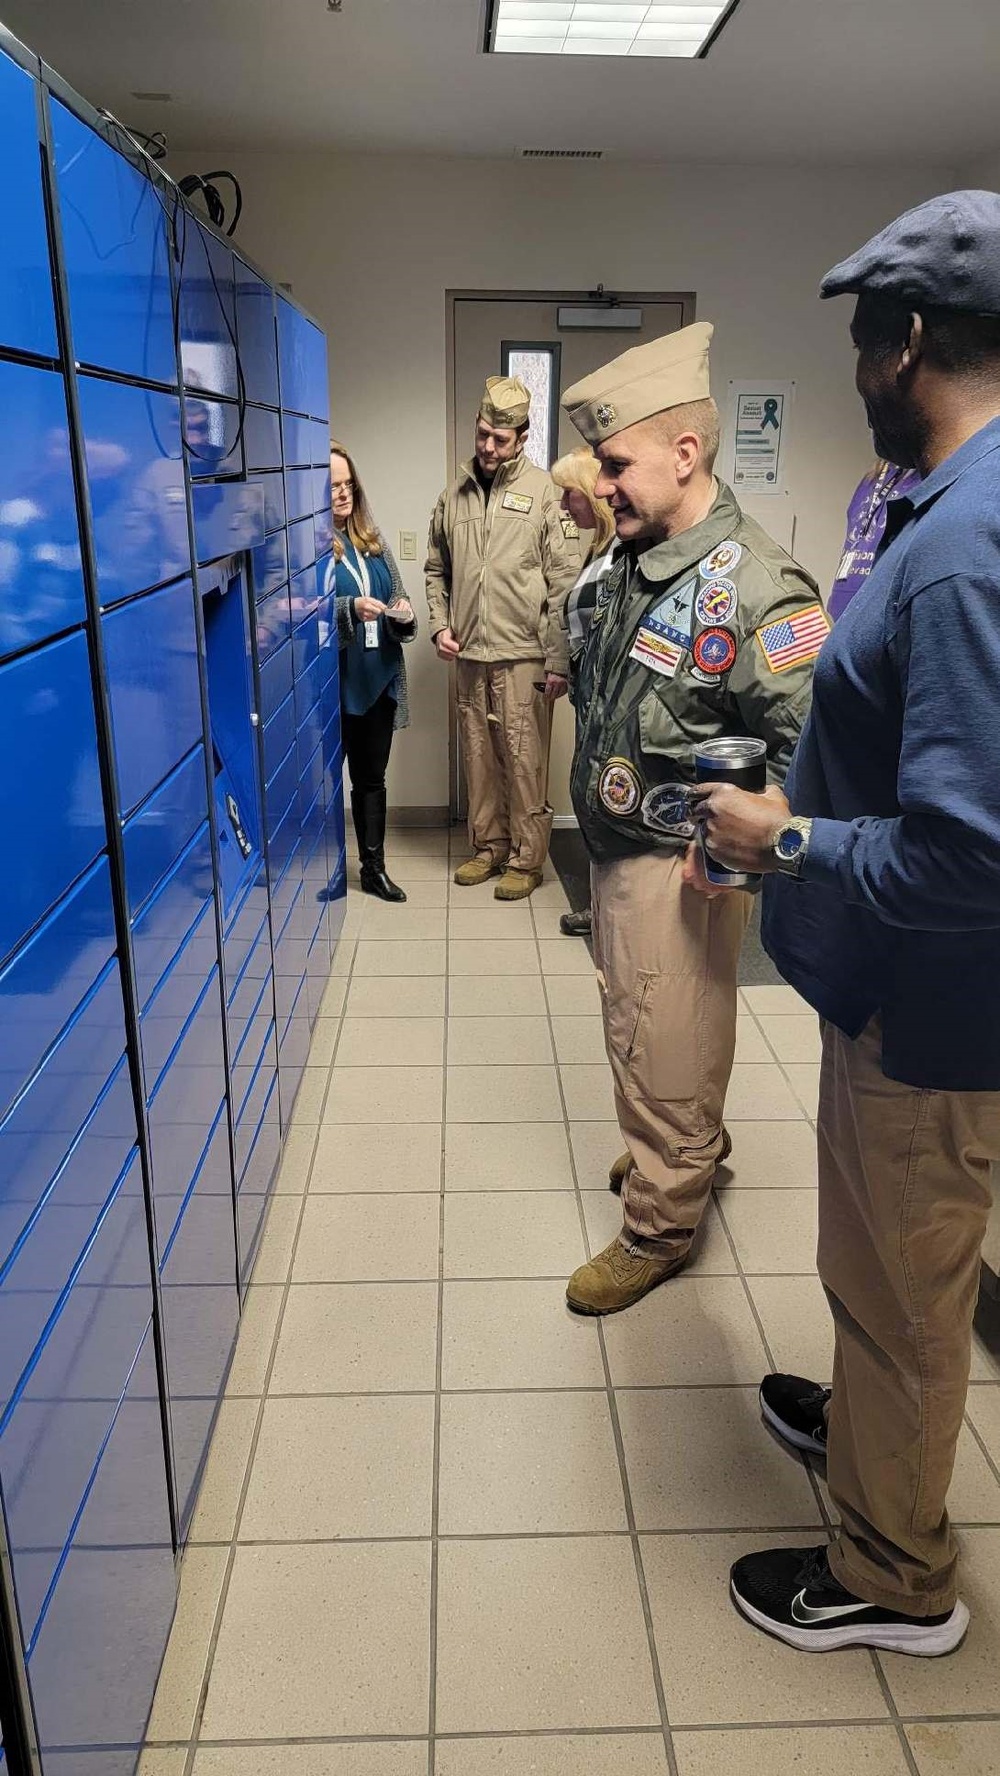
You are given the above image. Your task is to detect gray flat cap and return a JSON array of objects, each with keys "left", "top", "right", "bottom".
[{"left": 821, "top": 189, "right": 1000, "bottom": 312}]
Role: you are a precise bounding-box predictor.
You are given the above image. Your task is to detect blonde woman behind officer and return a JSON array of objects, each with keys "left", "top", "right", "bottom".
[{"left": 549, "top": 446, "right": 617, "bottom": 938}]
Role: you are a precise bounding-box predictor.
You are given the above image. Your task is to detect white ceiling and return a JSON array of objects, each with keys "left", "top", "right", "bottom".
[{"left": 3, "top": 0, "right": 999, "bottom": 168}]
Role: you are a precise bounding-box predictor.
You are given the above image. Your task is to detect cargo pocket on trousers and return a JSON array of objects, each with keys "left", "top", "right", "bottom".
[{"left": 625, "top": 967, "right": 701, "bottom": 1102}]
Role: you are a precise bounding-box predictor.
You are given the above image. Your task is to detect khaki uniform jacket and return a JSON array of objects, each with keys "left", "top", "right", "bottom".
[
  {"left": 425, "top": 452, "right": 579, "bottom": 676},
  {"left": 573, "top": 482, "right": 827, "bottom": 862}
]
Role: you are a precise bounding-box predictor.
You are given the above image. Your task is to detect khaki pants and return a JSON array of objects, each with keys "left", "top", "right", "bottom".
[
  {"left": 819, "top": 1017, "right": 1000, "bottom": 1614},
  {"left": 456, "top": 659, "right": 553, "bottom": 873},
  {"left": 591, "top": 851, "right": 751, "bottom": 1254}
]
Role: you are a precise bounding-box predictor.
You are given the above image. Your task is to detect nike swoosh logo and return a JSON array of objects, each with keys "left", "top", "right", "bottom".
[{"left": 790, "top": 1590, "right": 871, "bottom": 1625}]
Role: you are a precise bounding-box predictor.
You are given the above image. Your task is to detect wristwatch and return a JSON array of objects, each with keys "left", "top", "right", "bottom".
[{"left": 771, "top": 817, "right": 813, "bottom": 877}]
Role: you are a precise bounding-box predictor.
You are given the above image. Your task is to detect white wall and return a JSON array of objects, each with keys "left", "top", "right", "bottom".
[{"left": 171, "top": 150, "right": 956, "bottom": 810}]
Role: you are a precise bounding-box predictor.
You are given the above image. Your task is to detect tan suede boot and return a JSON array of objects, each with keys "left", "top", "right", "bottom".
[
  {"left": 607, "top": 1126, "right": 734, "bottom": 1195},
  {"left": 566, "top": 1235, "right": 689, "bottom": 1315},
  {"left": 454, "top": 853, "right": 505, "bottom": 887},
  {"left": 494, "top": 867, "right": 543, "bottom": 901}
]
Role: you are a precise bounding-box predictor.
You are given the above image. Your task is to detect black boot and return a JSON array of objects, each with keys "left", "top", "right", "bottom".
[{"left": 355, "top": 789, "right": 406, "bottom": 902}]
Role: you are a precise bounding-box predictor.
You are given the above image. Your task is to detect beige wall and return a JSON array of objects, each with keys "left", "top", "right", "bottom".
[{"left": 171, "top": 149, "right": 956, "bottom": 812}]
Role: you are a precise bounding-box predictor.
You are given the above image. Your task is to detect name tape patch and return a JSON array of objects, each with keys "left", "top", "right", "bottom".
[
  {"left": 502, "top": 491, "right": 533, "bottom": 514},
  {"left": 630, "top": 629, "right": 684, "bottom": 679}
]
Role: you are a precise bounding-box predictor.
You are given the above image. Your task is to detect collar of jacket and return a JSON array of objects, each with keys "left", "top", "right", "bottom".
[
  {"left": 631, "top": 481, "right": 743, "bottom": 587},
  {"left": 458, "top": 450, "right": 531, "bottom": 492}
]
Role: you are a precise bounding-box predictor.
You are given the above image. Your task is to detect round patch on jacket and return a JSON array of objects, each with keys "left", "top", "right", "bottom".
[
  {"left": 699, "top": 540, "right": 743, "bottom": 579},
  {"left": 598, "top": 757, "right": 642, "bottom": 817},
  {"left": 694, "top": 578, "right": 738, "bottom": 626},
  {"left": 692, "top": 627, "right": 738, "bottom": 676}
]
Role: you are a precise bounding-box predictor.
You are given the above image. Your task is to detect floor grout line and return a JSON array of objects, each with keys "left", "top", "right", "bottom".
[
  {"left": 179, "top": 925, "right": 359, "bottom": 1775},
  {"left": 144, "top": 868, "right": 1000, "bottom": 1767},
  {"left": 534, "top": 890, "right": 682, "bottom": 1776}
]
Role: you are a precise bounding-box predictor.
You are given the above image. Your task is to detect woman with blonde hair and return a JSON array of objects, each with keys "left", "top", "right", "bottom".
[
  {"left": 549, "top": 446, "right": 617, "bottom": 938},
  {"left": 327, "top": 441, "right": 416, "bottom": 901}
]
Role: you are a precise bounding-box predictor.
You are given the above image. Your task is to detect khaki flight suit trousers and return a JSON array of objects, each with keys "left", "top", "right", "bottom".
[
  {"left": 591, "top": 850, "right": 751, "bottom": 1254},
  {"left": 456, "top": 659, "right": 553, "bottom": 874},
  {"left": 819, "top": 1016, "right": 1000, "bottom": 1615}
]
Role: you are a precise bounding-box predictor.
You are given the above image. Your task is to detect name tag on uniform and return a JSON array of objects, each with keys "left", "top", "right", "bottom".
[
  {"left": 502, "top": 491, "right": 533, "bottom": 514},
  {"left": 629, "top": 628, "right": 683, "bottom": 678}
]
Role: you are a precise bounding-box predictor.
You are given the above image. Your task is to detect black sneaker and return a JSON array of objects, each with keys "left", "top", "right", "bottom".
[
  {"left": 760, "top": 1373, "right": 830, "bottom": 1456},
  {"left": 559, "top": 909, "right": 592, "bottom": 937},
  {"left": 730, "top": 1544, "right": 969, "bottom": 1656}
]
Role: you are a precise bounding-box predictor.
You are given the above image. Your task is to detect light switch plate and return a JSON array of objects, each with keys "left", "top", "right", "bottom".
[{"left": 399, "top": 531, "right": 417, "bottom": 560}]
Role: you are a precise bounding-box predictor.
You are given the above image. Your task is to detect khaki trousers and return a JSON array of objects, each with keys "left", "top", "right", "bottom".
[
  {"left": 819, "top": 1017, "right": 1000, "bottom": 1614},
  {"left": 456, "top": 659, "right": 553, "bottom": 873},
  {"left": 591, "top": 851, "right": 751, "bottom": 1254}
]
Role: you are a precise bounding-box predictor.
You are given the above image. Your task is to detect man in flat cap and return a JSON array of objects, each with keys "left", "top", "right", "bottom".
[
  {"left": 560, "top": 321, "right": 826, "bottom": 1314},
  {"left": 689, "top": 191, "right": 1000, "bottom": 1657},
  {"left": 425, "top": 375, "right": 579, "bottom": 899}
]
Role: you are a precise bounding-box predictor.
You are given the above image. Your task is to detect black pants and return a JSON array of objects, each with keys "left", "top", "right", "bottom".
[{"left": 341, "top": 689, "right": 396, "bottom": 794}]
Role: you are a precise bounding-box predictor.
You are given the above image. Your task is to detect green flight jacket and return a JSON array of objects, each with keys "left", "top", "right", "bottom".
[{"left": 572, "top": 482, "right": 827, "bottom": 863}]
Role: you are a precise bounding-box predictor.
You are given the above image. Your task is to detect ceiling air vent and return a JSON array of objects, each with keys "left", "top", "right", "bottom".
[{"left": 516, "top": 147, "right": 604, "bottom": 160}]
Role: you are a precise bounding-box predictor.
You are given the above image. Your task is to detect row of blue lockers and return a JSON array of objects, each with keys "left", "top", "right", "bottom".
[{"left": 0, "top": 22, "right": 345, "bottom": 1774}]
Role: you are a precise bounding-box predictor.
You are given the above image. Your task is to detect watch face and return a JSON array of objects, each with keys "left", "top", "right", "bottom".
[{"left": 777, "top": 827, "right": 804, "bottom": 859}]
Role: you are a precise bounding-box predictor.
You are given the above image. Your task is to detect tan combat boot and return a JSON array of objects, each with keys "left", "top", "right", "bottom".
[
  {"left": 608, "top": 1126, "right": 733, "bottom": 1195},
  {"left": 494, "top": 867, "right": 543, "bottom": 901},
  {"left": 454, "top": 853, "right": 504, "bottom": 887},
  {"left": 566, "top": 1235, "right": 689, "bottom": 1315}
]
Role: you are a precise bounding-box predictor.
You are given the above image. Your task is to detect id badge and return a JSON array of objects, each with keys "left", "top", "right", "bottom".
[{"left": 364, "top": 620, "right": 379, "bottom": 650}]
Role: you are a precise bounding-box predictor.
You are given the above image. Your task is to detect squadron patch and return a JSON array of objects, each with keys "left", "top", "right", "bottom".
[
  {"left": 692, "top": 627, "right": 738, "bottom": 676},
  {"left": 598, "top": 757, "right": 642, "bottom": 817},
  {"left": 641, "top": 782, "right": 697, "bottom": 839},
  {"left": 647, "top": 577, "right": 696, "bottom": 649},
  {"left": 501, "top": 491, "right": 533, "bottom": 514},
  {"left": 559, "top": 512, "right": 580, "bottom": 541},
  {"left": 699, "top": 540, "right": 743, "bottom": 579},
  {"left": 694, "top": 578, "right": 738, "bottom": 627}
]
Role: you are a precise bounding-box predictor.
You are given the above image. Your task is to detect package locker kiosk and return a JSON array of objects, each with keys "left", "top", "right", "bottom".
[{"left": 0, "top": 21, "right": 345, "bottom": 1771}]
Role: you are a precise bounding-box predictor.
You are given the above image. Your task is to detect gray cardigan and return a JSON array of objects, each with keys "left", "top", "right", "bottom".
[{"left": 334, "top": 533, "right": 416, "bottom": 729}]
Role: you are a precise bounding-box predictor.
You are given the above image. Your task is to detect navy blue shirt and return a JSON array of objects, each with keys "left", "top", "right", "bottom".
[{"left": 764, "top": 416, "right": 1000, "bottom": 1090}]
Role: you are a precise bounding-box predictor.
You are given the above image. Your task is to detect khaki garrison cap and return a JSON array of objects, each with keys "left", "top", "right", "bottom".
[
  {"left": 562, "top": 321, "right": 714, "bottom": 444},
  {"left": 480, "top": 374, "right": 531, "bottom": 428}
]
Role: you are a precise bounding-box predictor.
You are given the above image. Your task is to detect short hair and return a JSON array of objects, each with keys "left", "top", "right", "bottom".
[
  {"left": 550, "top": 445, "right": 616, "bottom": 552},
  {"left": 652, "top": 397, "right": 721, "bottom": 472},
  {"left": 853, "top": 293, "right": 1000, "bottom": 378}
]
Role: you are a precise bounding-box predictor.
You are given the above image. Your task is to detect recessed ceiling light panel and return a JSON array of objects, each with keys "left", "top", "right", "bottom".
[{"left": 487, "top": 0, "right": 740, "bottom": 58}]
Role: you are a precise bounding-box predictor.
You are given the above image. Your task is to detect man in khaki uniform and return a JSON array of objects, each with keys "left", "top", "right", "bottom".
[
  {"left": 560, "top": 323, "right": 827, "bottom": 1315},
  {"left": 425, "top": 376, "right": 579, "bottom": 900}
]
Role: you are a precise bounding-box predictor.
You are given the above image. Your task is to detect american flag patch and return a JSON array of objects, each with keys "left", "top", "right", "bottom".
[{"left": 755, "top": 604, "right": 830, "bottom": 674}]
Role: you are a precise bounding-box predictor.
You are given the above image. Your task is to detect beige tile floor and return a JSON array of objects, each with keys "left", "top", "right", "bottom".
[{"left": 143, "top": 827, "right": 1000, "bottom": 1776}]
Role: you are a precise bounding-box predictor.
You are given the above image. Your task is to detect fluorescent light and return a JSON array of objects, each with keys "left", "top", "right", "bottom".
[
  {"left": 572, "top": 3, "right": 647, "bottom": 19},
  {"left": 488, "top": 0, "right": 734, "bottom": 57},
  {"left": 567, "top": 18, "right": 641, "bottom": 34},
  {"left": 496, "top": 16, "right": 567, "bottom": 33},
  {"left": 563, "top": 36, "right": 633, "bottom": 53},
  {"left": 494, "top": 32, "right": 567, "bottom": 49}
]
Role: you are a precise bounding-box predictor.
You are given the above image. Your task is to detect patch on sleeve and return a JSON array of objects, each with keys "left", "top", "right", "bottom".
[{"left": 755, "top": 604, "right": 831, "bottom": 674}]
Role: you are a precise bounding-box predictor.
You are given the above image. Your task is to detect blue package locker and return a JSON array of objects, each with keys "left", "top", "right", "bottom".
[{"left": 0, "top": 22, "right": 342, "bottom": 1773}]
